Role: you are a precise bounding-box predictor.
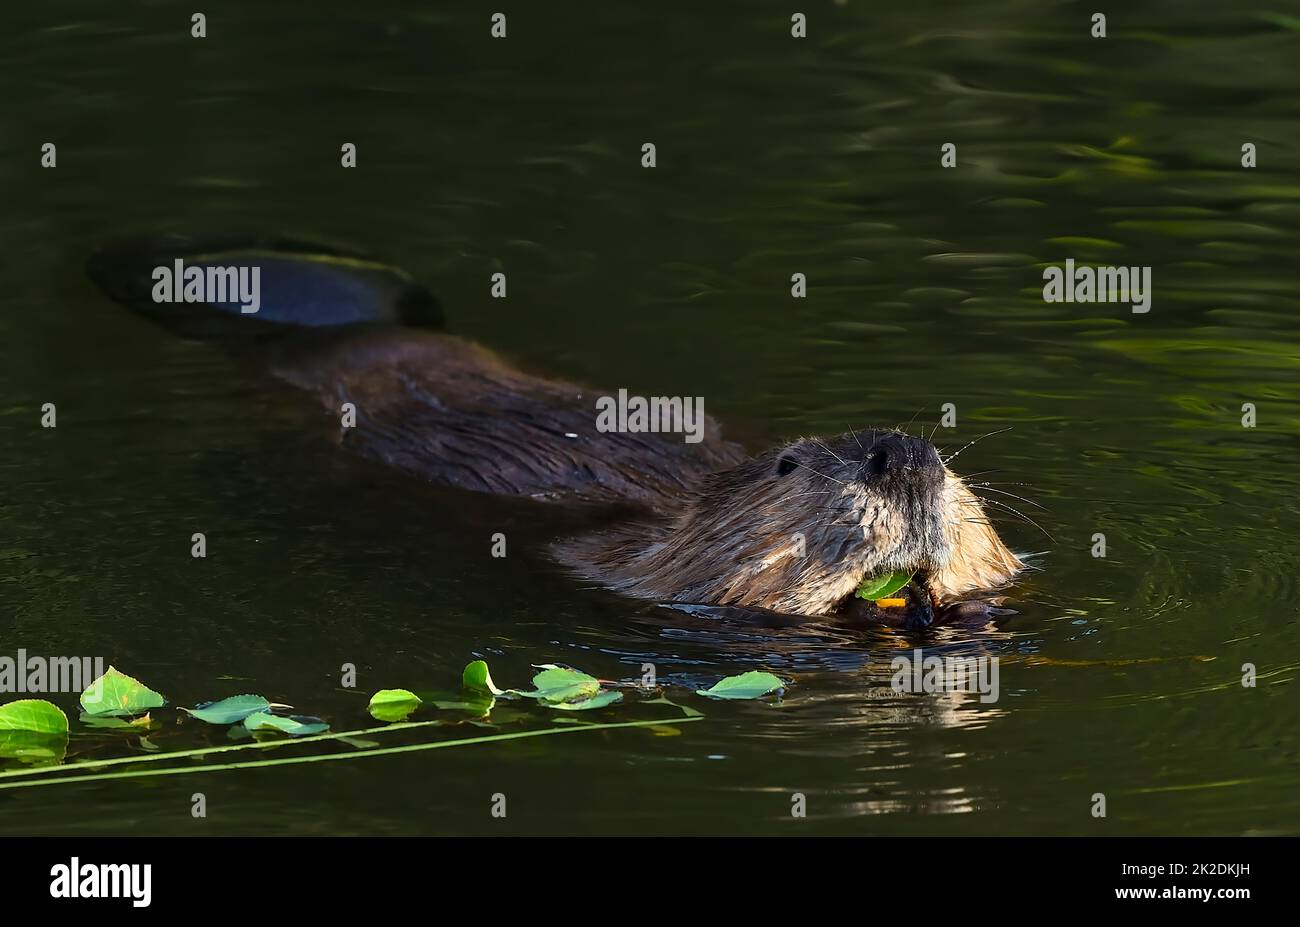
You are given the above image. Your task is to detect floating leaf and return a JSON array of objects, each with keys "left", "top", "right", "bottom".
[
  {"left": 425, "top": 682, "right": 496, "bottom": 716},
  {"left": 0, "top": 730, "right": 67, "bottom": 767},
  {"left": 243, "top": 712, "right": 329, "bottom": 737},
  {"left": 0, "top": 717, "right": 705, "bottom": 791},
  {"left": 429, "top": 696, "right": 494, "bottom": 715},
  {"left": 368, "top": 689, "right": 422, "bottom": 722},
  {"left": 0, "top": 699, "right": 68, "bottom": 733},
  {"left": 0, "top": 702, "right": 69, "bottom": 768},
  {"left": 78, "top": 712, "right": 155, "bottom": 730},
  {"left": 462, "top": 660, "right": 505, "bottom": 695},
  {"left": 547, "top": 690, "right": 623, "bottom": 711},
  {"left": 185, "top": 695, "right": 271, "bottom": 725},
  {"left": 854, "top": 571, "right": 913, "bottom": 601},
  {"left": 511, "top": 666, "right": 601, "bottom": 704},
  {"left": 695, "top": 671, "right": 785, "bottom": 700},
  {"left": 79, "top": 667, "right": 166, "bottom": 717}
]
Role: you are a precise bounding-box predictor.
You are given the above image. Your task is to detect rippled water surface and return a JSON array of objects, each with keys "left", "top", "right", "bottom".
[{"left": 2, "top": 1, "right": 1299, "bottom": 834}]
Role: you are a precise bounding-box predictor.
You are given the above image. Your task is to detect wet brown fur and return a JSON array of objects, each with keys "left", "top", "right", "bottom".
[{"left": 269, "top": 329, "right": 1022, "bottom": 617}]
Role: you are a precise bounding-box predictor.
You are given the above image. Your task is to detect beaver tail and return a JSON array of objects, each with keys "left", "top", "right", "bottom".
[
  {"left": 86, "top": 232, "right": 442, "bottom": 340},
  {"left": 85, "top": 231, "right": 749, "bottom": 511}
]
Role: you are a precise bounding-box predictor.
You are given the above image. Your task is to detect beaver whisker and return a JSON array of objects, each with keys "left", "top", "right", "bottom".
[
  {"left": 899, "top": 406, "right": 925, "bottom": 435},
  {"left": 811, "top": 439, "right": 848, "bottom": 467},
  {"left": 970, "top": 479, "right": 1042, "bottom": 494},
  {"left": 969, "top": 485, "right": 1048, "bottom": 511},
  {"left": 847, "top": 425, "right": 864, "bottom": 451},
  {"left": 787, "top": 460, "right": 846, "bottom": 485},
  {"left": 974, "top": 496, "right": 1055, "bottom": 543},
  {"left": 941, "top": 426, "right": 1014, "bottom": 466}
]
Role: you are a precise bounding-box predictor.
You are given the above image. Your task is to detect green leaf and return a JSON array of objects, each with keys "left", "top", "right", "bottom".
[
  {"left": 547, "top": 690, "right": 623, "bottom": 711},
  {"left": 0, "top": 716, "right": 704, "bottom": 791},
  {"left": 243, "top": 712, "right": 329, "bottom": 737},
  {"left": 429, "top": 696, "right": 495, "bottom": 715},
  {"left": 511, "top": 666, "right": 600, "bottom": 704},
  {"left": 0, "top": 730, "right": 67, "bottom": 767},
  {"left": 78, "top": 712, "right": 156, "bottom": 730},
  {"left": 185, "top": 695, "right": 271, "bottom": 725},
  {"left": 0, "top": 699, "right": 69, "bottom": 734},
  {"left": 462, "top": 660, "right": 505, "bottom": 695},
  {"left": 368, "top": 689, "right": 422, "bottom": 722},
  {"left": 854, "top": 570, "right": 913, "bottom": 600},
  {"left": 79, "top": 667, "right": 167, "bottom": 717},
  {"left": 695, "top": 671, "right": 785, "bottom": 700}
]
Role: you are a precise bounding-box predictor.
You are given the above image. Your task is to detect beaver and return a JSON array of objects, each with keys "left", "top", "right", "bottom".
[{"left": 87, "top": 233, "right": 1024, "bottom": 628}]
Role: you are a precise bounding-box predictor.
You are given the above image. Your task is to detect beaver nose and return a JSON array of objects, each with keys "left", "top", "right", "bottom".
[{"left": 865, "top": 434, "right": 941, "bottom": 477}]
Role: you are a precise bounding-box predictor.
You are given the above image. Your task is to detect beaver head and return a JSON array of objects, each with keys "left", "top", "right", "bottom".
[{"left": 555, "top": 429, "right": 1023, "bottom": 618}]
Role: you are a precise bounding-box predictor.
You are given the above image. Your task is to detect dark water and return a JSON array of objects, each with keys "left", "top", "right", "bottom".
[{"left": 2, "top": 1, "right": 1299, "bottom": 835}]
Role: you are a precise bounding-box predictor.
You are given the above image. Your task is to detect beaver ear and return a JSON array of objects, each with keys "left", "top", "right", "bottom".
[{"left": 774, "top": 439, "right": 812, "bottom": 476}]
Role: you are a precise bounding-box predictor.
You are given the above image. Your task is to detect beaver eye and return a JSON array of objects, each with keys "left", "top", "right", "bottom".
[{"left": 776, "top": 455, "right": 799, "bottom": 476}]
